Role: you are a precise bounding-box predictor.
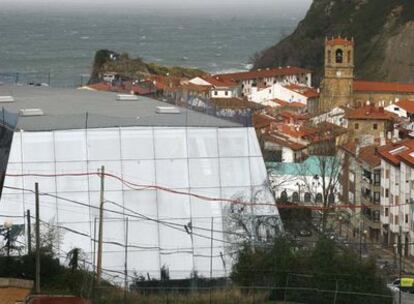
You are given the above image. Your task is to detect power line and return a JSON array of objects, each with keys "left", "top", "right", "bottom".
[{"left": 3, "top": 170, "right": 411, "bottom": 211}]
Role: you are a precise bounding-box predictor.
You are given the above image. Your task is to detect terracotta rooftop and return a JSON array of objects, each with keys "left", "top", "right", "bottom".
[
  {"left": 215, "top": 66, "right": 311, "bottom": 82},
  {"left": 326, "top": 37, "right": 353, "bottom": 46},
  {"left": 181, "top": 83, "right": 211, "bottom": 93},
  {"left": 341, "top": 142, "right": 381, "bottom": 167},
  {"left": 345, "top": 105, "right": 396, "bottom": 120},
  {"left": 276, "top": 110, "right": 310, "bottom": 122},
  {"left": 283, "top": 84, "right": 319, "bottom": 98},
  {"left": 273, "top": 99, "right": 305, "bottom": 108},
  {"left": 262, "top": 132, "right": 307, "bottom": 151},
  {"left": 353, "top": 80, "right": 414, "bottom": 94},
  {"left": 210, "top": 97, "right": 263, "bottom": 110},
  {"left": 202, "top": 76, "right": 238, "bottom": 88},
  {"left": 253, "top": 113, "right": 276, "bottom": 129},
  {"left": 377, "top": 139, "right": 414, "bottom": 167},
  {"left": 395, "top": 99, "right": 414, "bottom": 113}
]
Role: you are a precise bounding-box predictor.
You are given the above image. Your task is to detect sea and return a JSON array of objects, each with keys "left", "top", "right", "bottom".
[{"left": 0, "top": 5, "right": 304, "bottom": 88}]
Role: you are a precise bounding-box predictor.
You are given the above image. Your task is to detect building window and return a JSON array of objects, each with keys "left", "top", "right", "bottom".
[
  {"left": 347, "top": 50, "right": 351, "bottom": 64},
  {"left": 354, "top": 123, "right": 359, "bottom": 130},
  {"left": 328, "top": 50, "right": 331, "bottom": 64},
  {"left": 385, "top": 188, "right": 389, "bottom": 198},
  {"left": 385, "top": 169, "right": 390, "bottom": 179},
  {"left": 225, "top": 91, "right": 228, "bottom": 96},
  {"left": 385, "top": 208, "right": 389, "bottom": 216},
  {"left": 292, "top": 192, "right": 300, "bottom": 202},
  {"left": 315, "top": 193, "right": 323, "bottom": 203},
  {"left": 373, "top": 123, "right": 378, "bottom": 130},
  {"left": 304, "top": 192, "right": 311, "bottom": 202},
  {"left": 336, "top": 49, "right": 343, "bottom": 63},
  {"left": 394, "top": 107, "right": 399, "bottom": 111},
  {"left": 396, "top": 195, "right": 399, "bottom": 205},
  {"left": 406, "top": 214, "right": 409, "bottom": 224},
  {"left": 374, "top": 192, "right": 380, "bottom": 202},
  {"left": 395, "top": 215, "right": 399, "bottom": 225},
  {"left": 374, "top": 171, "right": 380, "bottom": 185},
  {"left": 214, "top": 91, "right": 218, "bottom": 96}
]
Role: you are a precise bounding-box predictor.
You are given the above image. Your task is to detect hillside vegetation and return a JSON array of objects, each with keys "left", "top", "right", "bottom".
[
  {"left": 89, "top": 50, "right": 206, "bottom": 84},
  {"left": 253, "top": 0, "right": 414, "bottom": 84}
]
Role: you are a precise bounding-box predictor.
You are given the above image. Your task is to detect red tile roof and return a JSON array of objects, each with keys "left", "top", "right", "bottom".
[
  {"left": 262, "top": 132, "right": 307, "bottom": 151},
  {"left": 353, "top": 80, "right": 414, "bottom": 94},
  {"left": 181, "top": 83, "right": 211, "bottom": 93},
  {"left": 345, "top": 105, "right": 396, "bottom": 120},
  {"left": 202, "top": 76, "right": 238, "bottom": 88},
  {"left": 210, "top": 97, "right": 263, "bottom": 110},
  {"left": 341, "top": 142, "right": 381, "bottom": 167},
  {"left": 215, "top": 66, "right": 311, "bottom": 82},
  {"left": 377, "top": 139, "right": 414, "bottom": 167},
  {"left": 326, "top": 37, "right": 353, "bottom": 46},
  {"left": 395, "top": 99, "right": 414, "bottom": 113},
  {"left": 273, "top": 99, "right": 305, "bottom": 108},
  {"left": 283, "top": 84, "right": 319, "bottom": 98},
  {"left": 253, "top": 113, "right": 276, "bottom": 129},
  {"left": 277, "top": 110, "right": 310, "bottom": 122}
]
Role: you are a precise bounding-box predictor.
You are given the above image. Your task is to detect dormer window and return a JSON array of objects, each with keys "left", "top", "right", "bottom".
[{"left": 336, "top": 49, "right": 343, "bottom": 63}]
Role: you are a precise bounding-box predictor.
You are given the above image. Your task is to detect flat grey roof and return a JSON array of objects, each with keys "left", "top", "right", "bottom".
[{"left": 0, "top": 85, "right": 242, "bottom": 131}]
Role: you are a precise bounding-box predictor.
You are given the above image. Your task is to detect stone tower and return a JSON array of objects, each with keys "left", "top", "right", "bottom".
[{"left": 319, "top": 37, "right": 354, "bottom": 112}]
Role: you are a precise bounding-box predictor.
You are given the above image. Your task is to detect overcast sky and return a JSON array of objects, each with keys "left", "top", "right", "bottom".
[{"left": 1, "top": 0, "right": 312, "bottom": 16}]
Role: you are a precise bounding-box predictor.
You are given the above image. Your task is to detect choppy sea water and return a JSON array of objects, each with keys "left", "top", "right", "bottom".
[{"left": 0, "top": 7, "right": 300, "bottom": 87}]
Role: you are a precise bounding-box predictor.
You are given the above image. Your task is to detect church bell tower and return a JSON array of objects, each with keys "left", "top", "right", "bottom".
[{"left": 319, "top": 36, "right": 354, "bottom": 112}]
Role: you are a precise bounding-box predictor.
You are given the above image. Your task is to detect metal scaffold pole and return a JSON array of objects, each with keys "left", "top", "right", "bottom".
[
  {"left": 35, "top": 183, "right": 41, "bottom": 294},
  {"left": 96, "top": 166, "right": 105, "bottom": 287}
]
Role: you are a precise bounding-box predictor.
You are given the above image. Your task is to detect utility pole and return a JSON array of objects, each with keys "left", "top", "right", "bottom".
[
  {"left": 27, "top": 210, "right": 31, "bottom": 255},
  {"left": 124, "top": 217, "right": 129, "bottom": 304},
  {"left": 96, "top": 166, "right": 105, "bottom": 287},
  {"left": 35, "top": 183, "right": 41, "bottom": 294}
]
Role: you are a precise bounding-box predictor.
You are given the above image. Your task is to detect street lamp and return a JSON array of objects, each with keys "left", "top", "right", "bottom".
[
  {"left": 338, "top": 216, "right": 343, "bottom": 237},
  {"left": 363, "top": 229, "right": 368, "bottom": 252}
]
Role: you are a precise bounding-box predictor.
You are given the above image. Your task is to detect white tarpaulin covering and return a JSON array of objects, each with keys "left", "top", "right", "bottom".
[{"left": 0, "top": 126, "right": 279, "bottom": 281}]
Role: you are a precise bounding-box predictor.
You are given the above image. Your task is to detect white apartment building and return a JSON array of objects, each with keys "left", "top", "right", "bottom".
[
  {"left": 215, "top": 66, "right": 312, "bottom": 97},
  {"left": 378, "top": 139, "right": 414, "bottom": 256}
]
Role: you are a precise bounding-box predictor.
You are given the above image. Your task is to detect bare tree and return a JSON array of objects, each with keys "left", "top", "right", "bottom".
[{"left": 295, "top": 123, "right": 343, "bottom": 232}]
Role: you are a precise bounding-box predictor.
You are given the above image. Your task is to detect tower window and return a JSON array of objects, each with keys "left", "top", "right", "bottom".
[
  {"left": 328, "top": 50, "right": 331, "bottom": 64},
  {"left": 354, "top": 123, "right": 359, "bottom": 130},
  {"left": 336, "top": 49, "right": 343, "bottom": 63},
  {"left": 348, "top": 50, "right": 351, "bottom": 64}
]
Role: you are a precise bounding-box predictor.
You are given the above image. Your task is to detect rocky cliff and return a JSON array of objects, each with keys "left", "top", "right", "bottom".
[
  {"left": 253, "top": 0, "right": 414, "bottom": 85},
  {"left": 88, "top": 50, "right": 206, "bottom": 84}
]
